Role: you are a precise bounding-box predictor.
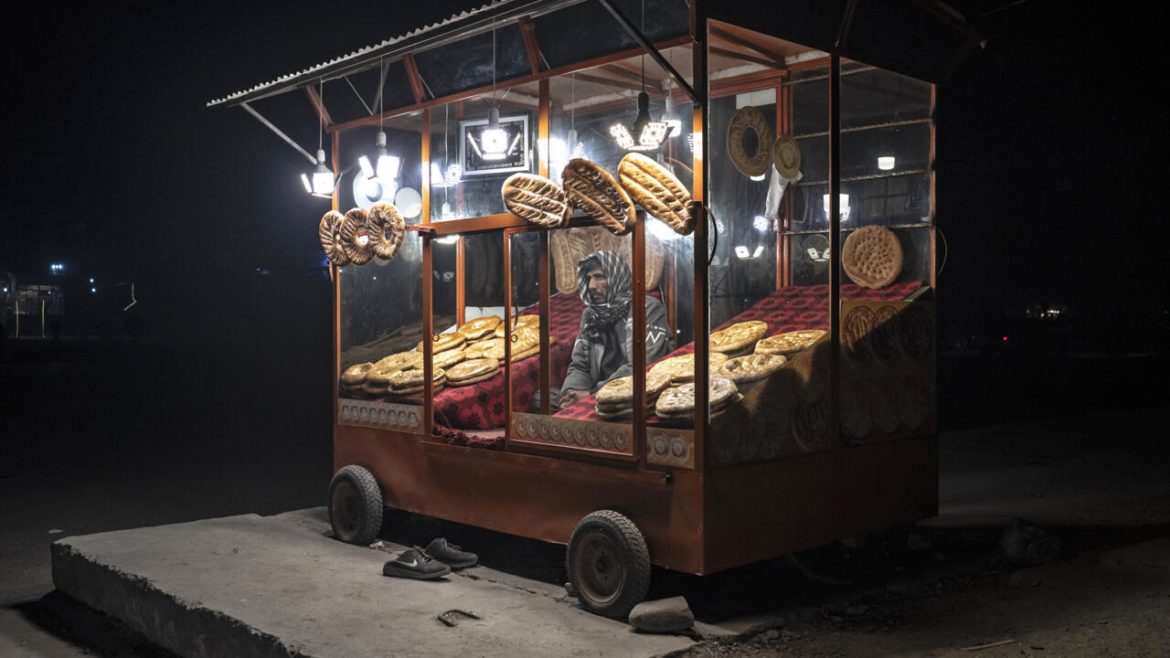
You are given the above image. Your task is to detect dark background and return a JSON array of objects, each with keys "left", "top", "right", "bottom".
[{"left": 1, "top": 0, "right": 1167, "bottom": 519}]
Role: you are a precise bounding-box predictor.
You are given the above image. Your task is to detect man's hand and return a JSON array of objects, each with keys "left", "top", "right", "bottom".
[{"left": 559, "top": 389, "right": 584, "bottom": 407}]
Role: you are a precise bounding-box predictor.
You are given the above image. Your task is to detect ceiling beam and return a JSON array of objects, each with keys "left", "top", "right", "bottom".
[
  {"left": 304, "top": 86, "right": 333, "bottom": 128},
  {"left": 573, "top": 72, "right": 649, "bottom": 93},
  {"left": 709, "top": 46, "right": 787, "bottom": 70},
  {"left": 402, "top": 53, "right": 428, "bottom": 104},
  {"left": 518, "top": 17, "right": 544, "bottom": 75},
  {"left": 709, "top": 25, "right": 787, "bottom": 66}
]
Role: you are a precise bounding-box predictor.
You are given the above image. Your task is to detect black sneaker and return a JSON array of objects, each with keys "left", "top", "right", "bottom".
[
  {"left": 382, "top": 548, "right": 452, "bottom": 580},
  {"left": 425, "top": 538, "right": 478, "bottom": 569}
]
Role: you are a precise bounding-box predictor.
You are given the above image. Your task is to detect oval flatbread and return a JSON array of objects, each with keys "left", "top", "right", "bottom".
[
  {"left": 458, "top": 315, "right": 502, "bottom": 341},
  {"left": 418, "top": 332, "right": 467, "bottom": 354},
  {"left": 562, "top": 158, "right": 636, "bottom": 235},
  {"left": 341, "top": 362, "right": 373, "bottom": 385},
  {"left": 710, "top": 321, "right": 769, "bottom": 354},
  {"left": 618, "top": 153, "right": 694, "bottom": 236},
  {"left": 655, "top": 377, "right": 738, "bottom": 416},
  {"left": 446, "top": 357, "right": 499, "bottom": 383},
  {"left": 502, "top": 173, "right": 572, "bottom": 227},
  {"left": 841, "top": 225, "right": 903, "bottom": 289},
  {"left": 716, "top": 353, "right": 787, "bottom": 385},
  {"left": 595, "top": 372, "right": 671, "bottom": 405},
  {"left": 755, "top": 329, "right": 827, "bottom": 356},
  {"left": 648, "top": 352, "right": 729, "bottom": 385}
]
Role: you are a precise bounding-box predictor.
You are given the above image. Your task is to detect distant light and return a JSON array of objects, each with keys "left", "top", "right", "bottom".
[
  {"left": 822, "top": 194, "right": 851, "bottom": 222},
  {"left": 437, "top": 234, "right": 460, "bottom": 245},
  {"left": 2, "top": 287, "right": 8, "bottom": 293},
  {"left": 750, "top": 173, "right": 766, "bottom": 182},
  {"left": 734, "top": 245, "right": 750, "bottom": 259},
  {"left": 89, "top": 277, "right": 94, "bottom": 284},
  {"left": 877, "top": 156, "right": 896, "bottom": 171},
  {"left": 50, "top": 263, "right": 65, "bottom": 274},
  {"left": 91, "top": 287, "right": 97, "bottom": 294},
  {"left": 1002, "top": 335, "right": 1010, "bottom": 342},
  {"left": 753, "top": 215, "right": 771, "bottom": 232},
  {"left": 752, "top": 245, "right": 764, "bottom": 258}
]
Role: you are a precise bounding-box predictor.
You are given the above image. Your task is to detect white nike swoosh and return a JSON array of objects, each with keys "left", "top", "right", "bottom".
[{"left": 400, "top": 559, "right": 418, "bottom": 567}]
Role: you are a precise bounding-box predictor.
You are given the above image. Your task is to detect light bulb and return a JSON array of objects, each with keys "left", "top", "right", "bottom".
[
  {"left": 311, "top": 149, "right": 334, "bottom": 196},
  {"left": 877, "top": 156, "right": 896, "bottom": 170},
  {"left": 481, "top": 108, "right": 508, "bottom": 160}
]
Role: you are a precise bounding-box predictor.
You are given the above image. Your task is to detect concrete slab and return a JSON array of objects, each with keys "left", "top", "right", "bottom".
[{"left": 51, "top": 509, "right": 695, "bottom": 658}]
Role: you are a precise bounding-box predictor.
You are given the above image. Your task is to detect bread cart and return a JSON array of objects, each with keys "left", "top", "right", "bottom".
[{"left": 209, "top": 0, "right": 976, "bottom": 618}]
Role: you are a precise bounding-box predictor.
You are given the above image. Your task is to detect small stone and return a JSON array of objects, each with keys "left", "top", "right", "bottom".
[
  {"left": 629, "top": 596, "right": 694, "bottom": 633},
  {"left": 761, "top": 629, "right": 780, "bottom": 641},
  {"left": 47, "top": 528, "right": 64, "bottom": 535}
]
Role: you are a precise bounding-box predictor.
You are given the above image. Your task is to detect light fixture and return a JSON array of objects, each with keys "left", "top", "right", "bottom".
[
  {"left": 734, "top": 245, "right": 750, "bottom": 259},
  {"left": 753, "top": 215, "right": 771, "bottom": 232},
  {"left": 303, "top": 79, "right": 334, "bottom": 198},
  {"left": 480, "top": 108, "right": 509, "bottom": 161},
  {"left": 877, "top": 156, "right": 896, "bottom": 171},
  {"left": 823, "top": 193, "right": 851, "bottom": 223},
  {"left": 437, "top": 234, "right": 460, "bottom": 245},
  {"left": 611, "top": 91, "right": 673, "bottom": 152}
]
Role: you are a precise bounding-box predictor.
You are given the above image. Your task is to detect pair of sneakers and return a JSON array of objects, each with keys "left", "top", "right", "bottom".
[{"left": 382, "top": 538, "right": 478, "bottom": 580}]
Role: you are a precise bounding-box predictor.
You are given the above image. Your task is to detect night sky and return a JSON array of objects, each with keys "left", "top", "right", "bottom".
[{"left": 3, "top": 1, "right": 1167, "bottom": 392}]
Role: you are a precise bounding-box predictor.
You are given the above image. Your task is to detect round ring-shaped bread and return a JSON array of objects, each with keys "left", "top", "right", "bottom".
[
  {"left": 340, "top": 208, "right": 374, "bottom": 265},
  {"left": 727, "top": 107, "right": 773, "bottom": 177},
  {"left": 368, "top": 202, "right": 405, "bottom": 261},
  {"left": 841, "top": 225, "right": 903, "bottom": 289},
  {"left": 772, "top": 135, "right": 802, "bottom": 179},
  {"left": 318, "top": 211, "right": 350, "bottom": 266}
]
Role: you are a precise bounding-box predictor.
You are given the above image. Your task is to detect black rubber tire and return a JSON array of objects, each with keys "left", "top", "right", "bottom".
[
  {"left": 566, "top": 510, "right": 651, "bottom": 619},
  {"left": 328, "top": 465, "right": 383, "bottom": 545}
]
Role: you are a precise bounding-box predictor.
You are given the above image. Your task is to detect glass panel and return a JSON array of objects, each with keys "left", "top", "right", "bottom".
[
  {"left": 429, "top": 82, "right": 541, "bottom": 221},
  {"left": 337, "top": 231, "right": 425, "bottom": 434},
  {"left": 839, "top": 63, "right": 935, "bottom": 444},
  {"left": 508, "top": 231, "right": 547, "bottom": 415},
  {"left": 432, "top": 233, "right": 507, "bottom": 438},
  {"left": 705, "top": 28, "right": 834, "bottom": 465}
]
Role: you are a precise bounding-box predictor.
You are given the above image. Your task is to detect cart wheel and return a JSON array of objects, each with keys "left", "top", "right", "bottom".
[
  {"left": 328, "top": 465, "right": 383, "bottom": 545},
  {"left": 566, "top": 510, "right": 651, "bottom": 619}
]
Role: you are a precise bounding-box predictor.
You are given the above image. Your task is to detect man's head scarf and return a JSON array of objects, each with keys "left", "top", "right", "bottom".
[{"left": 577, "top": 250, "right": 632, "bottom": 340}]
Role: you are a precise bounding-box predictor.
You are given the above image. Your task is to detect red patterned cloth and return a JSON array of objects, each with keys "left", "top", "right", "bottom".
[
  {"left": 431, "top": 296, "right": 584, "bottom": 430},
  {"left": 555, "top": 281, "right": 924, "bottom": 422}
]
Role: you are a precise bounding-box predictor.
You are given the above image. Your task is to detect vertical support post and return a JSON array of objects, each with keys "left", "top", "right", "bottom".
[
  {"left": 828, "top": 54, "right": 842, "bottom": 448},
  {"left": 330, "top": 130, "right": 341, "bottom": 453},
  {"left": 929, "top": 84, "right": 937, "bottom": 290},
  {"left": 503, "top": 229, "right": 513, "bottom": 448},
  {"left": 632, "top": 212, "right": 647, "bottom": 467},
  {"left": 422, "top": 233, "right": 435, "bottom": 439},
  {"left": 691, "top": 7, "right": 709, "bottom": 473},
  {"left": 421, "top": 109, "right": 432, "bottom": 223},
  {"left": 777, "top": 79, "right": 793, "bottom": 289},
  {"left": 537, "top": 78, "right": 552, "bottom": 414},
  {"left": 456, "top": 239, "right": 466, "bottom": 326}
]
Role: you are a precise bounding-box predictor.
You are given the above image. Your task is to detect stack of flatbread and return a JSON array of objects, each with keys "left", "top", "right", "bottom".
[
  {"left": 495, "top": 314, "right": 540, "bottom": 338},
  {"left": 655, "top": 377, "right": 740, "bottom": 424},
  {"left": 755, "top": 329, "right": 826, "bottom": 357},
  {"left": 710, "top": 321, "right": 769, "bottom": 357},
  {"left": 340, "top": 362, "right": 374, "bottom": 398},
  {"left": 593, "top": 372, "right": 671, "bottom": 421},
  {"left": 648, "top": 352, "right": 729, "bottom": 385},
  {"left": 445, "top": 357, "right": 502, "bottom": 388}
]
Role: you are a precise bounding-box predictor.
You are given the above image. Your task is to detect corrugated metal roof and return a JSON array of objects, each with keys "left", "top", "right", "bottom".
[{"left": 206, "top": 0, "right": 583, "bottom": 108}]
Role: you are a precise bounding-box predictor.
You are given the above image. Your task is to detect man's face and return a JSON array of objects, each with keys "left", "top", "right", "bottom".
[{"left": 585, "top": 265, "right": 608, "bottom": 304}]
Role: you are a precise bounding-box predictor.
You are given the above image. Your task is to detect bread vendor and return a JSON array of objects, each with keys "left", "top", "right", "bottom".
[{"left": 554, "top": 250, "right": 674, "bottom": 410}]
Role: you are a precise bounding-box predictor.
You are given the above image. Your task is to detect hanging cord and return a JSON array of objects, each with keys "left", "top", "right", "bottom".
[
  {"left": 378, "top": 56, "right": 384, "bottom": 133},
  {"left": 318, "top": 78, "right": 325, "bottom": 153},
  {"left": 491, "top": 20, "right": 497, "bottom": 110}
]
